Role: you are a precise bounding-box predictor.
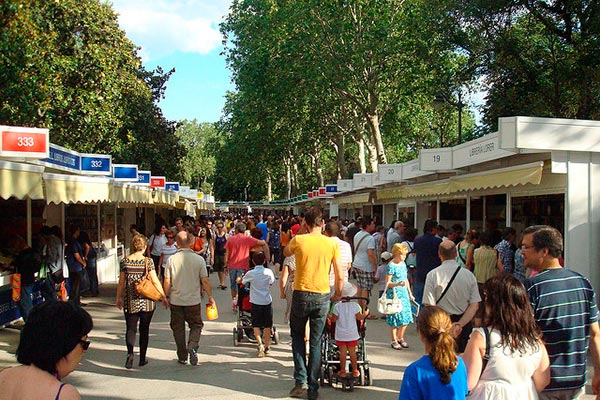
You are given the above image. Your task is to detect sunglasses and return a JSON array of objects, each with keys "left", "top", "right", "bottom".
[
  {"left": 80, "top": 339, "right": 91, "bottom": 351},
  {"left": 166, "top": 236, "right": 175, "bottom": 239}
]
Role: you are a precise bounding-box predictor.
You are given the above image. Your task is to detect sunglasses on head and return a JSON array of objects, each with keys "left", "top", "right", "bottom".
[{"left": 79, "top": 339, "right": 91, "bottom": 351}]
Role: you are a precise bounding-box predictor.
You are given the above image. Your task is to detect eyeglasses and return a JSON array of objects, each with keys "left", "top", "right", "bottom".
[
  {"left": 79, "top": 339, "right": 91, "bottom": 351},
  {"left": 166, "top": 236, "right": 175, "bottom": 239},
  {"left": 521, "top": 245, "right": 535, "bottom": 251}
]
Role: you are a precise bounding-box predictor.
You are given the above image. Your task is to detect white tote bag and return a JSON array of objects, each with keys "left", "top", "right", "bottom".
[{"left": 377, "top": 284, "right": 402, "bottom": 315}]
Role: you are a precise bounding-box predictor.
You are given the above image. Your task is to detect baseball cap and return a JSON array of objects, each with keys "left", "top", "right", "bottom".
[{"left": 380, "top": 251, "right": 393, "bottom": 261}]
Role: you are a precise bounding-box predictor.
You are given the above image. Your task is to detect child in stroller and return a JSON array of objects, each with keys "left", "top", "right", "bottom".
[{"left": 322, "top": 282, "right": 372, "bottom": 390}]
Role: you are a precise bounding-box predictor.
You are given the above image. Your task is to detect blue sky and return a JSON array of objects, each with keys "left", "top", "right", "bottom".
[{"left": 109, "top": 0, "right": 233, "bottom": 123}]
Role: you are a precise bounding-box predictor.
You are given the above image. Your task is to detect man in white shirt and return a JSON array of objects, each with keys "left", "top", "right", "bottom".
[
  {"left": 164, "top": 231, "right": 214, "bottom": 366},
  {"left": 387, "top": 220, "right": 405, "bottom": 252},
  {"left": 324, "top": 222, "right": 352, "bottom": 288},
  {"left": 422, "top": 240, "right": 480, "bottom": 353},
  {"left": 351, "top": 217, "right": 377, "bottom": 312}
]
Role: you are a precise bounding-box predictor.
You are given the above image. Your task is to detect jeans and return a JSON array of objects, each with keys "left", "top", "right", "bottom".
[
  {"left": 413, "top": 279, "right": 425, "bottom": 306},
  {"left": 170, "top": 304, "right": 204, "bottom": 361},
  {"left": 290, "top": 291, "right": 330, "bottom": 396},
  {"left": 18, "top": 283, "right": 34, "bottom": 322},
  {"left": 86, "top": 258, "right": 99, "bottom": 295},
  {"left": 69, "top": 270, "right": 82, "bottom": 305},
  {"left": 41, "top": 277, "right": 58, "bottom": 302}
]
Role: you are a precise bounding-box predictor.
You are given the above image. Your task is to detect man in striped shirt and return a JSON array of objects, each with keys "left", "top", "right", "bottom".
[{"left": 523, "top": 225, "right": 600, "bottom": 399}]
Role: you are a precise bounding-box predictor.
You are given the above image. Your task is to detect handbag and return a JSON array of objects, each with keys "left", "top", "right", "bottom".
[
  {"left": 135, "top": 258, "right": 163, "bottom": 301},
  {"left": 11, "top": 273, "right": 21, "bottom": 302},
  {"left": 377, "top": 284, "right": 402, "bottom": 314}
]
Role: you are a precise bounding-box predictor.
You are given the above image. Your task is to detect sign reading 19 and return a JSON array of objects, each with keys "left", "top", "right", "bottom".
[
  {"left": 432, "top": 154, "right": 441, "bottom": 163},
  {"left": 90, "top": 160, "right": 103, "bottom": 168}
]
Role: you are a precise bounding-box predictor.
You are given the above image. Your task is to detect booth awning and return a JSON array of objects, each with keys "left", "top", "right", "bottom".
[
  {"left": 110, "top": 183, "right": 153, "bottom": 204},
  {"left": 153, "top": 189, "right": 178, "bottom": 207},
  {"left": 176, "top": 199, "right": 197, "bottom": 217},
  {"left": 373, "top": 161, "right": 544, "bottom": 200},
  {"left": 44, "top": 173, "right": 110, "bottom": 204},
  {"left": 334, "top": 192, "right": 370, "bottom": 205},
  {"left": 0, "top": 161, "right": 44, "bottom": 200}
]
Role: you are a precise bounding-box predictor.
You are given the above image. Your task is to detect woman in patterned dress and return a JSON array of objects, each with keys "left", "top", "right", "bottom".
[
  {"left": 386, "top": 243, "right": 415, "bottom": 350},
  {"left": 116, "top": 234, "right": 167, "bottom": 369}
]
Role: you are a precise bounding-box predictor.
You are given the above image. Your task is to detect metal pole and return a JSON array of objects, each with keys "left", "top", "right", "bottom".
[{"left": 457, "top": 92, "right": 463, "bottom": 144}]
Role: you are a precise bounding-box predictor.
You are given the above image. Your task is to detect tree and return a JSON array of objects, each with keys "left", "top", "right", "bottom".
[{"left": 176, "top": 120, "right": 220, "bottom": 193}]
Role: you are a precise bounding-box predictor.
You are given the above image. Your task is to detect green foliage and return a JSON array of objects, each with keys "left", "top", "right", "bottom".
[
  {"left": 176, "top": 120, "right": 220, "bottom": 193},
  {"left": 0, "top": 0, "right": 183, "bottom": 180}
]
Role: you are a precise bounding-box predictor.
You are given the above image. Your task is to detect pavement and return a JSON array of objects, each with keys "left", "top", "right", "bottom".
[{"left": 0, "top": 271, "right": 596, "bottom": 399}]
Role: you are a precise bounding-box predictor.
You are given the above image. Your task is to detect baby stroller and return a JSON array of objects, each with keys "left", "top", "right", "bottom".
[
  {"left": 320, "top": 296, "right": 373, "bottom": 391},
  {"left": 232, "top": 280, "right": 280, "bottom": 346}
]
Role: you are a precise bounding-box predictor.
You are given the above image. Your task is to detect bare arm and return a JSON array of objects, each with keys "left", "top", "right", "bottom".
[
  {"left": 466, "top": 245, "right": 475, "bottom": 271},
  {"left": 201, "top": 276, "right": 215, "bottom": 304},
  {"left": 163, "top": 277, "right": 171, "bottom": 298},
  {"left": 452, "top": 302, "right": 480, "bottom": 339},
  {"left": 116, "top": 271, "right": 126, "bottom": 309},
  {"left": 462, "top": 329, "right": 485, "bottom": 390},
  {"left": 368, "top": 248, "right": 377, "bottom": 272},
  {"left": 533, "top": 340, "right": 551, "bottom": 392},
  {"left": 331, "top": 255, "right": 344, "bottom": 301},
  {"left": 589, "top": 321, "right": 600, "bottom": 399},
  {"left": 279, "top": 265, "right": 289, "bottom": 299}
]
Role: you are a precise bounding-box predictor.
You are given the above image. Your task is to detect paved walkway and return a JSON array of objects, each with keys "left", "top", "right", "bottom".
[{"left": 0, "top": 271, "right": 596, "bottom": 399}]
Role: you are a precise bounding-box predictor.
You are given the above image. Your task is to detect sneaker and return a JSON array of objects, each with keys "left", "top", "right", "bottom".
[
  {"left": 257, "top": 345, "right": 265, "bottom": 358},
  {"left": 264, "top": 347, "right": 270, "bottom": 355},
  {"left": 289, "top": 383, "right": 308, "bottom": 398},
  {"left": 188, "top": 348, "right": 198, "bottom": 366},
  {"left": 177, "top": 359, "right": 187, "bottom": 365}
]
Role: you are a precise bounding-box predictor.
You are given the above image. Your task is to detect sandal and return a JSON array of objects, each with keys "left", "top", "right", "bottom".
[
  {"left": 352, "top": 370, "right": 360, "bottom": 378},
  {"left": 391, "top": 341, "right": 402, "bottom": 350},
  {"left": 399, "top": 339, "right": 409, "bottom": 349}
]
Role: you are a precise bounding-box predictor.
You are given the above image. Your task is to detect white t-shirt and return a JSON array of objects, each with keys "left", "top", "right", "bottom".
[
  {"left": 165, "top": 249, "right": 208, "bottom": 306},
  {"left": 333, "top": 301, "right": 361, "bottom": 341},
  {"left": 329, "top": 237, "right": 352, "bottom": 287},
  {"left": 352, "top": 230, "right": 375, "bottom": 272},
  {"left": 375, "top": 263, "right": 388, "bottom": 292},
  {"left": 242, "top": 265, "right": 275, "bottom": 305},
  {"left": 160, "top": 243, "right": 178, "bottom": 267},
  {"left": 149, "top": 234, "right": 167, "bottom": 257}
]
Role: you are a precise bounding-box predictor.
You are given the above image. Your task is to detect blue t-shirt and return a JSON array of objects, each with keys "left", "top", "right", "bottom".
[
  {"left": 525, "top": 268, "right": 599, "bottom": 391},
  {"left": 399, "top": 356, "right": 468, "bottom": 400},
  {"left": 256, "top": 222, "right": 268, "bottom": 241},
  {"left": 66, "top": 239, "right": 84, "bottom": 272},
  {"left": 414, "top": 233, "right": 442, "bottom": 282}
]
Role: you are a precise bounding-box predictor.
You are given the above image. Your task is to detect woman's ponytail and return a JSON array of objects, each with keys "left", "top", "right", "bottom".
[{"left": 417, "top": 306, "right": 458, "bottom": 384}]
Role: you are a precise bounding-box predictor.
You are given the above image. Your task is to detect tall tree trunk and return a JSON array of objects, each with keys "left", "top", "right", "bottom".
[
  {"left": 358, "top": 136, "right": 366, "bottom": 173},
  {"left": 284, "top": 157, "right": 291, "bottom": 200},
  {"left": 333, "top": 131, "right": 348, "bottom": 179},
  {"left": 365, "top": 136, "right": 378, "bottom": 172},
  {"left": 367, "top": 89, "right": 387, "bottom": 164},
  {"left": 266, "top": 173, "right": 272, "bottom": 202},
  {"left": 292, "top": 162, "right": 300, "bottom": 194}
]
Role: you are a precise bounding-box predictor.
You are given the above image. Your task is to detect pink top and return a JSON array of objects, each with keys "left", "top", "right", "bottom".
[{"left": 224, "top": 234, "right": 259, "bottom": 270}]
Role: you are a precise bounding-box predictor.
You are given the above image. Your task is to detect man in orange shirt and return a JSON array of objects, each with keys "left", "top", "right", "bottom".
[{"left": 284, "top": 207, "right": 344, "bottom": 400}]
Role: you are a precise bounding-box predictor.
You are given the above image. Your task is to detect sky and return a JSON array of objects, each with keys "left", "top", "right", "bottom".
[{"left": 109, "top": 0, "right": 234, "bottom": 123}]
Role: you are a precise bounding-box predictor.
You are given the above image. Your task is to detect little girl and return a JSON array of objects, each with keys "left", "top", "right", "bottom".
[{"left": 399, "top": 306, "right": 468, "bottom": 399}]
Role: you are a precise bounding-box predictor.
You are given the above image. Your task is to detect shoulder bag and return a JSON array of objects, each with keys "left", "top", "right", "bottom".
[
  {"left": 377, "top": 283, "right": 403, "bottom": 314},
  {"left": 436, "top": 266, "right": 461, "bottom": 303},
  {"left": 135, "top": 257, "right": 163, "bottom": 301}
]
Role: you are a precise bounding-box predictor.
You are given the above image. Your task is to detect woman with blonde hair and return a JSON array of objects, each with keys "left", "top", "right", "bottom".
[
  {"left": 116, "top": 234, "right": 167, "bottom": 369},
  {"left": 386, "top": 243, "right": 414, "bottom": 349},
  {"left": 399, "top": 306, "right": 468, "bottom": 399}
]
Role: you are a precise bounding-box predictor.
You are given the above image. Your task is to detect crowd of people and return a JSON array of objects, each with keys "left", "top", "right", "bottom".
[{"left": 1, "top": 208, "right": 600, "bottom": 400}]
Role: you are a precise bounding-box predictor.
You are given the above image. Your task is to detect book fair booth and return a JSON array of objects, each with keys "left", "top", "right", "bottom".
[
  {"left": 220, "top": 116, "right": 600, "bottom": 293},
  {"left": 0, "top": 126, "right": 208, "bottom": 325}
]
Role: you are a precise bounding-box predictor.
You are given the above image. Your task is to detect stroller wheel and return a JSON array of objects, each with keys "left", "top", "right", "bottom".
[
  {"left": 233, "top": 328, "right": 240, "bottom": 347},
  {"left": 359, "top": 366, "right": 365, "bottom": 386},
  {"left": 365, "top": 367, "right": 373, "bottom": 386}
]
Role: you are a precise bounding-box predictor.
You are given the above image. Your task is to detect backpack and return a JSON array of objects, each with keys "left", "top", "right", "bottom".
[
  {"left": 403, "top": 241, "right": 416, "bottom": 268},
  {"left": 269, "top": 229, "right": 281, "bottom": 248}
]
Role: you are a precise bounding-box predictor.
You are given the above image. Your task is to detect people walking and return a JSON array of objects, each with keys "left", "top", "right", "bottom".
[
  {"left": 163, "top": 231, "right": 214, "bottom": 366},
  {"left": 283, "top": 207, "right": 344, "bottom": 400},
  {"left": 116, "top": 234, "right": 167, "bottom": 369}
]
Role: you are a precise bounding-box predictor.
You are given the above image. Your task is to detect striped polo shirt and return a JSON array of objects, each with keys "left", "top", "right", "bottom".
[{"left": 525, "top": 268, "right": 599, "bottom": 391}]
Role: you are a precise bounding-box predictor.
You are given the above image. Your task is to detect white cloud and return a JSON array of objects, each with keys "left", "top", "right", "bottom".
[{"left": 109, "top": 0, "right": 232, "bottom": 60}]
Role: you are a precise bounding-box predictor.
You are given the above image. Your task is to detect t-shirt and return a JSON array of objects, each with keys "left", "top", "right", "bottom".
[
  {"left": 375, "top": 263, "right": 388, "bottom": 292},
  {"left": 422, "top": 260, "right": 481, "bottom": 315},
  {"left": 160, "top": 242, "right": 178, "bottom": 268},
  {"left": 288, "top": 233, "right": 340, "bottom": 294},
  {"left": 414, "top": 233, "right": 442, "bottom": 282},
  {"left": 399, "top": 356, "right": 468, "bottom": 400},
  {"left": 525, "top": 267, "right": 599, "bottom": 391},
  {"left": 242, "top": 265, "right": 275, "bottom": 305},
  {"left": 256, "top": 222, "right": 268, "bottom": 240},
  {"left": 290, "top": 223, "right": 301, "bottom": 236},
  {"left": 165, "top": 249, "right": 208, "bottom": 306},
  {"left": 352, "top": 230, "right": 376, "bottom": 272},
  {"left": 224, "top": 234, "right": 259, "bottom": 270},
  {"left": 329, "top": 237, "right": 351, "bottom": 287},
  {"left": 333, "top": 301, "right": 361, "bottom": 341},
  {"left": 149, "top": 234, "right": 167, "bottom": 257}
]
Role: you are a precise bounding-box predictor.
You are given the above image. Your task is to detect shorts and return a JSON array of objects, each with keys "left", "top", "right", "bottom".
[
  {"left": 336, "top": 340, "right": 358, "bottom": 348},
  {"left": 269, "top": 247, "right": 281, "bottom": 265},
  {"left": 251, "top": 303, "right": 273, "bottom": 328},
  {"left": 213, "top": 254, "right": 225, "bottom": 272},
  {"left": 354, "top": 268, "right": 375, "bottom": 291},
  {"left": 229, "top": 269, "right": 245, "bottom": 292}
]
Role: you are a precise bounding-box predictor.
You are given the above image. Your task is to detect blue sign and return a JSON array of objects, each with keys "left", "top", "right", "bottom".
[
  {"left": 81, "top": 153, "right": 111, "bottom": 176},
  {"left": 112, "top": 164, "right": 138, "bottom": 181},
  {"left": 165, "top": 182, "right": 180, "bottom": 191},
  {"left": 326, "top": 185, "right": 338, "bottom": 193},
  {"left": 33, "top": 143, "right": 80, "bottom": 172},
  {"left": 137, "top": 170, "right": 151, "bottom": 185}
]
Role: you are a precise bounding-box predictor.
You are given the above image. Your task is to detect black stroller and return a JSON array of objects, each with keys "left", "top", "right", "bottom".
[{"left": 232, "top": 280, "right": 280, "bottom": 346}]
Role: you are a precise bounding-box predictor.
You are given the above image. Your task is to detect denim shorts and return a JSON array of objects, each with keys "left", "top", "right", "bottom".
[{"left": 229, "top": 269, "right": 245, "bottom": 291}]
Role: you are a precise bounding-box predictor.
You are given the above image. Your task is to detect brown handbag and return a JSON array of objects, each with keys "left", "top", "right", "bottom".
[{"left": 135, "top": 258, "right": 162, "bottom": 301}]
